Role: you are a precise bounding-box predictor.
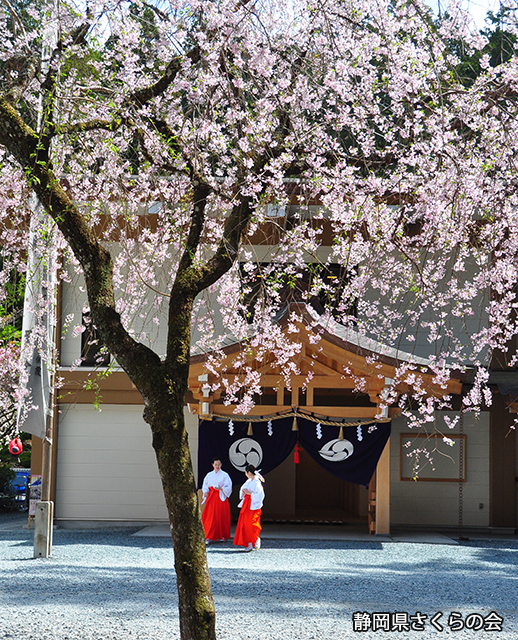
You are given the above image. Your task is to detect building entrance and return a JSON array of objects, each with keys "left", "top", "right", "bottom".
[{"left": 295, "top": 448, "right": 366, "bottom": 522}]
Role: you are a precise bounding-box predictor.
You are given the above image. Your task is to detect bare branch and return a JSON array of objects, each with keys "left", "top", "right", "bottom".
[{"left": 1, "top": 0, "right": 27, "bottom": 39}]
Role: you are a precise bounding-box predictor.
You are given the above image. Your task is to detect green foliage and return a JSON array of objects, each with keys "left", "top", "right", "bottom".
[
  {"left": 0, "top": 265, "right": 24, "bottom": 346},
  {"left": 453, "top": 7, "right": 517, "bottom": 86},
  {"left": 83, "top": 365, "right": 114, "bottom": 410},
  {"left": 0, "top": 462, "right": 15, "bottom": 493}
]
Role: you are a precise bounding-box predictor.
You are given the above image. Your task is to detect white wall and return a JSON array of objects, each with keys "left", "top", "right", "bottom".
[
  {"left": 359, "top": 256, "right": 489, "bottom": 368},
  {"left": 55, "top": 404, "right": 199, "bottom": 522},
  {"left": 390, "top": 411, "right": 490, "bottom": 527},
  {"left": 60, "top": 264, "right": 170, "bottom": 368}
]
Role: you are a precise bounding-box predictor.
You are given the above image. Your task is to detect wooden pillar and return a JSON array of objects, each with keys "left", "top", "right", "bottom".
[
  {"left": 490, "top": 393, "right": 515, "bottom": 527},
  {"left": 368, "top": 476, "right": 376, "bottom": 534},
  {"left": 31, "top": 436, "right": 43, "bottom": 477},
  {"left": 375, "top": 438, "right": 391, "bottom": 535}
]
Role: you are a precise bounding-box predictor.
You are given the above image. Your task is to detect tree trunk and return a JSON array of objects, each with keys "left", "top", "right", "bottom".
[
  {"left": 144, "top": 388, "right": 216, "bottom": 640},
  {"left": 140, "top": 286, "right": 216, "bottom": 640},
  {"left": 0, "top": 98, "right": 220, "bottom": 639}
]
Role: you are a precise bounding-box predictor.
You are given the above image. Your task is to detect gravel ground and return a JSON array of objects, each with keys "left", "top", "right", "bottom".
[{"left": 1, "top": 511, "right": 517, "bottom": 640}]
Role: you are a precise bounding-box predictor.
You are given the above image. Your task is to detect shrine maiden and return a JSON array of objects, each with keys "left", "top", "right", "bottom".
[
  {"left": 233, "top": 464, "right": 265, "bottom": 552},
  {"left": 201, "top": 457, "right": 233, "bottom": 544}
]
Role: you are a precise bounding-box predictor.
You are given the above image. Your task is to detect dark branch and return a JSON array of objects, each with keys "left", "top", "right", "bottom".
[
  {"left": 177, "top": 181, "right": 213, "bottom": 277},
  {"left": 126, "top": 46, "right": 201, "bottom": 108},
  {"left": 196, "top": 193, "right": 254, "bottom": 294},
  {"left": 52, "top": 117, "right": 129, "bottom": 136}
]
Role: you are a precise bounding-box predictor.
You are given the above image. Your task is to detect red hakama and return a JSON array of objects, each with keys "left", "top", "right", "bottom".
[
  {"left": 202, "top": 487, "right": 231, "bottom": 541},
  {"left": 233, "top": 494, "right": 262, "bottom": 547}
]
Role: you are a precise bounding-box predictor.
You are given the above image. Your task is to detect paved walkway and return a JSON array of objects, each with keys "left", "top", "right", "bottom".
[
  {"left": 2, "top": 509, "right": 516, "bottom": 545},
  {"left": 133, "top": 520, "right": 518, "bottom": 545}
]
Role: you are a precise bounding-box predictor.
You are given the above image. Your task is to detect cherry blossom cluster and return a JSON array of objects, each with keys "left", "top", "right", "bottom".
[{"left": 0, "top": 0, "right": 517, "bottom": 434}]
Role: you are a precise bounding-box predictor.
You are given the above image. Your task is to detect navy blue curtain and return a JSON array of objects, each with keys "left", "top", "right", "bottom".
[
  {"left": 198, "top": 417, "right": 296, "bottom": 486},
  {"left": 297, "top": 418, "right": 391, "bottom": 486},
  {"left": 197, "top": 416, "right": 390, "bottom": 488}
]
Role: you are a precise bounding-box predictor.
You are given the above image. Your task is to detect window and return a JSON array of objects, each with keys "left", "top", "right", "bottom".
[
  {"left": 239, "top": 262, "right": 357, "bottom": 322},
  {"left": 80, "top": 313, "right": 110, "bottom": 367}
]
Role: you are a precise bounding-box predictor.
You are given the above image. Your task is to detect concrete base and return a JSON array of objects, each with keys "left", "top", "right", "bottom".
[
  {"left": 34, "top": 501, "right": 54, "bottom": 558},
  {"left": 131, "top": 522, "right": 456, "bottom": 544},
  {"left": 55, "top": 518, "right": 168, "bottom": 529}
]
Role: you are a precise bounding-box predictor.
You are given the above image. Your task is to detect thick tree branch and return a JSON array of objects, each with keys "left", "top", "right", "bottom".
[
  {"left": 45, "top": 45, "right": 201, "bottom": 141},
  {"left": 165, "top": 179, "right": 254, "bottom": 371},
  {"left": 0, "top": 95, "right": 38, "bottom": 159},
  {"left": 196, "top": 194, "right": 254, "bottom": 293},
  {"left": 130, "top": 0, "right": 169, "bottom": 21},
  {"left": 0, "top": 96, "right": 162, "bottom": 399},
  {"left": 165, "top": 179, "right": 213, "bottom": 372},
  {"left": 176, "top": 180, "right": 212, "bottom": 276},
  {"left": 41, "top": 21, "right": 92, "bottom": 94},
  {"left": 150, "top": 117, "right": 189, "bottom": 163},
  {"left": 3, "top": 53, "right": 40, "bottom": 104},
  {"left": 51, "top": 117, "right": 128, "bottom": 136},
  {"left": 126, "top": 46, "right": 201, "bottom": 108}
]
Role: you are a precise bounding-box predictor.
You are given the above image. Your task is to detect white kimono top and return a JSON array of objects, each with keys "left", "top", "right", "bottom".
[
  {"left": 238, "top": 476, "right": 265, "bottom": 510},
  {"left": 202, "top": 469, "right": 232, "bottom": 504}
]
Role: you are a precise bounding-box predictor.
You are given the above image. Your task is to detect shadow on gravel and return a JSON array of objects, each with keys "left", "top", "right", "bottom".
[
  {"left": 460, "top": 544, "right": 518, "bottom": 567},
  {"left": 206, "top": 540, "right": 386, "bottom": 552},
  {"left": 52, "top": 531, "right": 174, "bottom": 548},
  {"left": 2, "top": 544, "right": 518, "bottom": 623},
  {"left": 0, "top": 530, "right": 175, "bottom": 550},
  {"left": 3, "top": 528, "right": 518, "bottom": 622},
  {"left": 1, "top": 564, "right": 179, "bottom": 612},
  {"left": 3, "top": 560, "right": 517, "bottom": 617},
  {"left": 208, "top": 563, "right": 518, "bottom": 615},
  {"left": 7, "top": 530, "right": 388, "bottom": 551},
  {"left": 3, "top": 558, "right": 510, "bottom": 617}
]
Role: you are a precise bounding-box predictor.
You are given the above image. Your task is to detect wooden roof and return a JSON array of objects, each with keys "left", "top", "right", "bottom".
[{"left": 188, "top": 304, "right": 463, "bottom": 419}]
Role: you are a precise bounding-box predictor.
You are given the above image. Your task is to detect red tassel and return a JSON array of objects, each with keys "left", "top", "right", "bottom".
[{"left": 294, "top": 449, "right": 299, "bottom": 464}]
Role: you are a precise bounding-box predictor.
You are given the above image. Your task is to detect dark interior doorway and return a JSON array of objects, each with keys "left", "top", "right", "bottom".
[
  {"left": 295, "top": 448, "right": 365, "bottom": 521},
  {"left": 227, "top": 447, "right": 368, "bottom": 523}
]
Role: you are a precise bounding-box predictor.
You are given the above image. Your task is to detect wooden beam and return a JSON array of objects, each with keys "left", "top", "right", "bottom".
[
  {"left": 375, "top": 438, "right": 391, "bottom": 535},
  {"left": 189, "top": 374, "right": 360, "bottom": 389},
  {"left": 490, "top": 395, "right": 515, "bottom": 527},
  {"left": 204, "top": 405, "right": 396, "bottom": 418},
  {"left": 58, "top": 369, "right": 143, "bottom": 405},
  {"left": 303, "top": 355, "right": 344, "bottom": 377}
]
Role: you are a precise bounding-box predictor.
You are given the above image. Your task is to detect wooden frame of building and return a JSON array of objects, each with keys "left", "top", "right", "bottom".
[{"left": 187, "top": 305, "right": 463, "bottom": 534}]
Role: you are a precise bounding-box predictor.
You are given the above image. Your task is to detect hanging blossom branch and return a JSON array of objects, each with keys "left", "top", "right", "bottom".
[
  {"left": 2, "top": 0, "right": 518, "bottom": 632},
  {"left": 0, "top": 96, "right": 163, "bottom": 401}
]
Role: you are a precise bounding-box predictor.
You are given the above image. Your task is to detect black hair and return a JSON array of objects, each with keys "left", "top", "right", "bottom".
[
  {"left": 245, "top": 464, "right": 256, "bottom": 474},
  {"left": 212, "top": 457, "right": 222, "bottom": 464}
]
